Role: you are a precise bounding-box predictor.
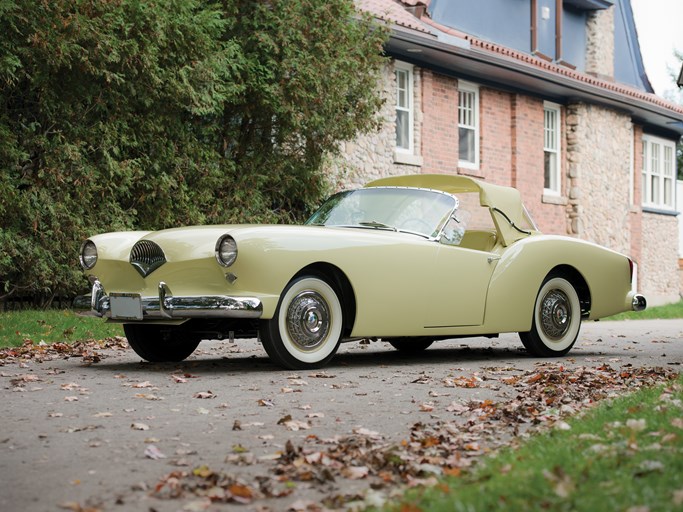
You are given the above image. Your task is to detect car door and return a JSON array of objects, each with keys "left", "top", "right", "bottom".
[{"left": 423, "top": 238, "right": 499, "bottom": 328}]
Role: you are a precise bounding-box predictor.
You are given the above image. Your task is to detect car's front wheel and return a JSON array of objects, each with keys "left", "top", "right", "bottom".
[
  {"left": 260, "top": 275, "right": 343, "bottom": 370},
  {"left": 519, "top": 275, "right": 581, "bottom": 357},
  {"left": 123, "top": 324, "right": 201, "bottom": 362}
]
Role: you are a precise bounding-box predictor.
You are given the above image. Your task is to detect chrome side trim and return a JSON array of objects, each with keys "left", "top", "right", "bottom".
[{"left": 74, "top": 280, "right": 263, "bottom": 320}]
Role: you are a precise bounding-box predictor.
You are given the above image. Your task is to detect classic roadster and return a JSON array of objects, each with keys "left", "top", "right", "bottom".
[{"left": 75, "top": 174, "right": 646, "bottom": 369}]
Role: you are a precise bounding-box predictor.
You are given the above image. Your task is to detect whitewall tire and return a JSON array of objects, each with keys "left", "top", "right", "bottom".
[
  {"left": 519, "top": 276, "right": 581, "bottom": 357},
  {"left": 260, "top": 276, "right": 343, "bottom": 369}
]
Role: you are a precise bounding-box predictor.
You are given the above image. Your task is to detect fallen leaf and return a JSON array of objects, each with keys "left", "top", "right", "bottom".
[
  {"left": 308, "top": 371, "right": 336, "bottom": 378},
  {"left": 134, "top": 393, "right": 162, "bottom": 401},
  {"left": 673, "top": 489, "right": 683, "bottom": 506},
  {"left": 342, "top": 466, "right": 369, "bottom": 479},
  {"left": 193, "top": 391, "right": 216, "bottom": 399},
  {"left": 543, "top": 466, "right": 575, "bottom": 498},
  {"left": 144, "top": 444, "right": 166, "bottom": 460},
  {"left": 626, "top": 419, "right": 647, "bottom": 432},
  {"left": 446, "top": 402, "right": 469, "bottom": 414}
]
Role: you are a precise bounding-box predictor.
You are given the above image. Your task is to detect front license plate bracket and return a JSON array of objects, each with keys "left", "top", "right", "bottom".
[{"left": 110, "top": 293, "right": 143, "bottom": 320}]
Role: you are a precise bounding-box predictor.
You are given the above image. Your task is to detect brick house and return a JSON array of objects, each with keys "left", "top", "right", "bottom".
[{"left": 335, "top": 0, "right": 683, "bottom": 305}]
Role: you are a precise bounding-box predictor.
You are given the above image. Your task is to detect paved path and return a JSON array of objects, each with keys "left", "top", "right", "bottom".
[{"left": 1, "top": 319, "right": 681, "bottom": 511}]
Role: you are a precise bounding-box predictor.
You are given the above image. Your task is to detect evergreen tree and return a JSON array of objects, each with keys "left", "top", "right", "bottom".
[{"left": 0, "top": 0, "right": 386, "bottom": 304}]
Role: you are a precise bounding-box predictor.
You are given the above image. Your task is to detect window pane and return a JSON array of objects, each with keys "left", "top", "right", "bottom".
[
  {"left": 651, "top": 175, "right": 659, "bottom": 204},
  {"left": 396, "top": 70, "right": 407, "bottom": 108},
  {"left": 395, "top": 66, "right": 412, "bottom": 151},
  {"left": 664, "top": 146, "right": 673, "bottom": 176},
  {"left": 543, "top": 105, "right": 560, "bottom": 192},
  {"left": 396, "top": 110, "right": 409, "bottom": 149},
  {"left": 544, "top": 109, "right": 557, "bottom": 150},
  {"left": 459, "top": 127, "right": 475, "bottom": 163},
  {"left": 664, "top": 178, "right": 673, "bottom": 206},
  {"left": 651, "top": 143, "right": 660, "bottom": 174},
  {"left": 641, "top": 141, "right": 647, "bottom": 171},
  {"left": 459, "top": 91, "right": 474, "bottom": 127},
  {"left": 544, "top": 151, "right": 557, "bottom": 190}
]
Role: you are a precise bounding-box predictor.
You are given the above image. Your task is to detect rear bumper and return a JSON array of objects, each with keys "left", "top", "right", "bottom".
[{"left": 73, "top": 279, "right": 263, "bottom": 320}]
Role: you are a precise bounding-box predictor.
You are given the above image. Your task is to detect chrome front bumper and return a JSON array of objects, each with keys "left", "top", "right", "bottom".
[{"left": 74, "top": 280, "right": 262, "bottom": 320}]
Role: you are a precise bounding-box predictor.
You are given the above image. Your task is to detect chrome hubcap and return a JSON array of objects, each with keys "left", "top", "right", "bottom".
[
  {"left": 286, "top": 291, "right": 330, "bottom": 350},
  {"left": 540, "top": 289, "right": 571, "bottom": 340}
]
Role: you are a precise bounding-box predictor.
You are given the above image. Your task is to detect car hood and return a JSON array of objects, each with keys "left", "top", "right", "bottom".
[{"left": 93, "top": 224, "right": 426, "bottom": 263}]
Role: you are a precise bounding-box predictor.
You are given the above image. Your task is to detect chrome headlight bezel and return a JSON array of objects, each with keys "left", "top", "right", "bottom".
[
  {"left": 80, "top": 240, "right": 98, "bottom": 270},
  {"left": 215, "top": 235, "right": 238, "bottom": 267}
]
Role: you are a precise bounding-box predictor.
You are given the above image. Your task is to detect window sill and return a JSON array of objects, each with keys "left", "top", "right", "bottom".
[
  {"left": 642, "top": 206, "right": 679, "bottom": 217},
  {"left": 394, "top": 151, "right": 423, "bottom": 167},
  {"left": 542, "top": 193, "right": 567, "bottom": 205}
]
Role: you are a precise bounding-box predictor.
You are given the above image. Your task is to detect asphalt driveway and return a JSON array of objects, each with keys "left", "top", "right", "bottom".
[{"left": 1, "top": 319, "right": 681, "bottom": 511}]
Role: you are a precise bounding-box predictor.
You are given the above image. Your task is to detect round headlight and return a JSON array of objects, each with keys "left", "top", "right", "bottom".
[
  {"left": 215, "top": 235, "right": 237, "bottom": 267},
  {"left": 80, "top": 240, "right": 98, "bottom": 270}
]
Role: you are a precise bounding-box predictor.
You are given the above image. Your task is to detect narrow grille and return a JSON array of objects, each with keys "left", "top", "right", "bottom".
[{"left": 130, "top": 240, "right": 166, "bottom": 277}]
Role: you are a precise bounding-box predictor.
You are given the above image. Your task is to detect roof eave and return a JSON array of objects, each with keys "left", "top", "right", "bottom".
[{"left": 387, "top": 29, "right": 683, "bottom": 137}]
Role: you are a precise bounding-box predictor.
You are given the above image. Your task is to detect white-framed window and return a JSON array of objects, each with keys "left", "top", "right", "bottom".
[
  {"left": 642, "top": 134, "right": 676, "bottom": 211},
  {"left": 543, "top": 102, "right": 561, "bottom": 195},
  {"left": 395, "top": 62, "right": 414, "bottom": 153},
  {"left": 458, "top": 81, "right": 479, "bottom": 169}
]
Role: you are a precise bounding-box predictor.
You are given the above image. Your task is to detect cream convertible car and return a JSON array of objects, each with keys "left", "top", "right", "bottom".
[{"left": 75, "top": 174, "right": 646, "bottom": 369}]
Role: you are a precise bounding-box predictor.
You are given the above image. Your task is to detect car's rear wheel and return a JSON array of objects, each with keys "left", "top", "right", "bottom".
[
  {"left": 123, "top": 324, "right": 201, "bottom": 362},
  {"left": 260, "top": 275, "right": 343, "bottom": 370},
  {"left": 387, "top": 337, "right": 434, "bottom": 352},
  {"left": 519, "top": 275, "right": 581, "bottom": 357}
]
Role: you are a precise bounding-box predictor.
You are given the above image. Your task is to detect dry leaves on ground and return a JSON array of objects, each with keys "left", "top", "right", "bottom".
[
  {"left": 146, "top": 363, "right": 678, "bottom": 509},
  {"left": 0, "top": 337, "right": 128, "bottom": 365}
]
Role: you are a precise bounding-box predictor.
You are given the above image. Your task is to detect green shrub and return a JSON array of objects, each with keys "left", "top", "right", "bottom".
[{"left": 0, "top": 0, "right": 387, "bottom": 305}]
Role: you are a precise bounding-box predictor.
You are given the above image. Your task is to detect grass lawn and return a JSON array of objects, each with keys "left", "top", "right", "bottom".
[
  {"left": 606, "top": 299, "right": 683, "bottom": 321},
  {"left": 384, "top": 376, "right": 683, "bottom": 512},
  {"left": 0, "top": 309, "right": 122, "bottom": 348}
]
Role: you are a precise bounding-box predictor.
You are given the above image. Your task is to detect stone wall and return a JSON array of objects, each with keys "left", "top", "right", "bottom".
[
  {"left": 640, "top": 213, "right": 680, "bottom": 304},
  {"left": 585, "top": 7, "right": 614, "bottom": 79},
  {"left": 330, "top": 60, "right": 424, "bottom": 190},
  {"left": 566, "top": 102, "right": 632, "bottom": 256},
  {"left": 565, "top": 102, "right": 679, "bottom": 303}
]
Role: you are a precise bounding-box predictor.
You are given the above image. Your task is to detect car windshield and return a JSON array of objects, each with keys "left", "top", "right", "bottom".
[{"left": 305, "top": 187, "right": 457, "bottom": 238}]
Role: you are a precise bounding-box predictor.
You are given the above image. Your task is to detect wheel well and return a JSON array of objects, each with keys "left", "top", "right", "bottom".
[
  {"left": 295, "top": 263, "right": 357, "bottom": 337},
  {"left": 548, "top": 265, "right": 591, "bottom": 318}
]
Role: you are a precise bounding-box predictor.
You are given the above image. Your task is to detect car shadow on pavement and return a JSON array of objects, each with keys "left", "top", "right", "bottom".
[{"left": 91, "top": 338, "right": 622, "bottom": 376}]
